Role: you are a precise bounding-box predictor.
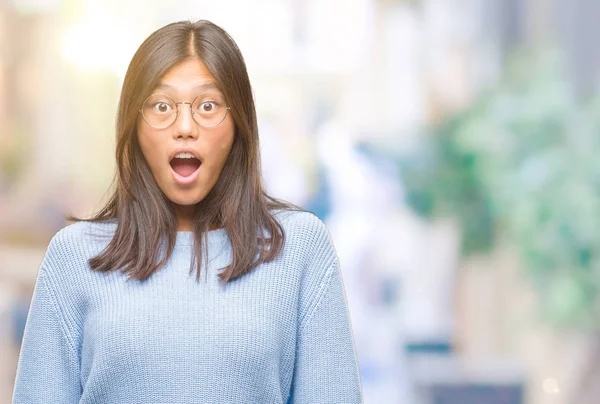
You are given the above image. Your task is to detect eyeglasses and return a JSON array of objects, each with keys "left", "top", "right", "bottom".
[{"left": 139, "top": 93, "right": 231, "bottom": 129}]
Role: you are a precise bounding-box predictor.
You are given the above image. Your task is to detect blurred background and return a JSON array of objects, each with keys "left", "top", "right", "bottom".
[{"left": 1, "top": 0, "right": 600, "bottom": 403}]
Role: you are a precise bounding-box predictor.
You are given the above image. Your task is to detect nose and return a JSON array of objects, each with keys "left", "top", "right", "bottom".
[{"left": 172, "top": 102, "right": 197, "bottom": 138}]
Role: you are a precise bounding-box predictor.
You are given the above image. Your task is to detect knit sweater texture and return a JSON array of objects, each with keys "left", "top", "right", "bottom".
[{"left": 12, "top": 210, "right": 363, "bottom": 403}]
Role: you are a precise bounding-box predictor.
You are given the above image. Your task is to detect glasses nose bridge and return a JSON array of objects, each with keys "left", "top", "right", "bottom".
[
  {"left": 172, "top": 100, "right": 196, "bottom": 129},
  {"left": 174, "top": 100, "right": 193, "bottom": 115}
]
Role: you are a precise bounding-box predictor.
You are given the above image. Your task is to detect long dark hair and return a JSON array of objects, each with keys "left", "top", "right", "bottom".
[{"left": 66, "top": 20, "right": 302, "bottom": 284}]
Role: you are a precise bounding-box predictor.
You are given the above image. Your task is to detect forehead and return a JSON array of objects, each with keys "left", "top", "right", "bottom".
[{"left": 154, "top": 58, "right": 221, "bottom": 94}]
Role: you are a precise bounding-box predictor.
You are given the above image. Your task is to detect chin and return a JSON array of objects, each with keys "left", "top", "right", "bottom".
[{"left": 169, "top": 196, "right": 202, "bottom": 206}]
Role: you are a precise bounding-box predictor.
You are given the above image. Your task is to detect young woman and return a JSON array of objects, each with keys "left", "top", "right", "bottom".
[{"left": 12, "top": 20, "right": 363, "bottom": 403}]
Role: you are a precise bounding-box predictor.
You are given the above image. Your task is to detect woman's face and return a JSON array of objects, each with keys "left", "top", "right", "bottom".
[{"left": 137, "top": 57, "right": 235, "bottom": 218}]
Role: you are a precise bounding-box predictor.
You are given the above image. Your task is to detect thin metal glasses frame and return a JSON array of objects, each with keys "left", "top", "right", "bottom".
[{"left": 139, "top": 93, "right": 231, "bottom": 129}]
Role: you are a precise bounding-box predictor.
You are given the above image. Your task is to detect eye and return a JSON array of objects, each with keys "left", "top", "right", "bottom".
[
  {"left": 153, "top": 102, "right": 172, "bottom": 114},
  {"left": 200, "top": 101, "right": 217, "bottom": 113}
]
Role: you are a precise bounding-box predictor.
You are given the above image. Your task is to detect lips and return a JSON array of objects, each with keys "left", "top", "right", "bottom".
[
  {"left": 168, "top": 148, "right": 202, "bottom": 185},
  {"left": 170, "top": 157, "right": 201, "bottom": 177}
]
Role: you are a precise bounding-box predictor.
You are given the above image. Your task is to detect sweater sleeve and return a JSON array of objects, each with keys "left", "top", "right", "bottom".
[
  {"left": 289, "top": 260, "right": 364, "bottom": 403},
  {"left": 12, "top": 267, "right": 82, "bottom": 404}
]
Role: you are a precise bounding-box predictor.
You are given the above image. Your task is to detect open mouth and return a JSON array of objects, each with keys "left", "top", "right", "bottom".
[{"left": 170, "top": 156, "right": 202, "bottom": 178}]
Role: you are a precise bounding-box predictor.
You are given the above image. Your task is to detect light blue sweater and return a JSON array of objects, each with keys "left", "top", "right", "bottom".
[{"left": 12, "top": 210, "right": 363, "bottom": 403}]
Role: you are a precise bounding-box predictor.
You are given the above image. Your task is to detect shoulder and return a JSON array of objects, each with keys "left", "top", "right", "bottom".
[
  {"left": 49, "top": 219, "right": 116, "bottom": 250},
  {"left": 271, "top": 209, "right": 338, "bottom": 269},
  {"left": 271, "top": 208, "right": 323, "bottom": 226},
  {"left": 272, "top": 209, "right": 329, "bottom": 241},
  {"left": 43, "top": 219, "right": 116, "bottom": 272}
]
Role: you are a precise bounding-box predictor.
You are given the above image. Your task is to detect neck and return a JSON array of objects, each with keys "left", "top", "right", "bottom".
[
  {"left": 174, "top": 206, "right": 221, "bottom": 232},
  {"left": 174, "top": 204, "right": 194, "bottom": 231}
]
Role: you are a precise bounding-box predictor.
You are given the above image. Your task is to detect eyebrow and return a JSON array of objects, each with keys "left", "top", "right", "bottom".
[{"left": 155, "top": 82, "right": 221, "bottom": 93}]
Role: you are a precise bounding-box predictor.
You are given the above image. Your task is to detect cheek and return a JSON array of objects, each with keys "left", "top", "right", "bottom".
[
  {"left": 137, "top": 131, "right": 162, "bottom": 171},
  {"left": 211, "top": 125, "right": 235, "bottom": 162},
  {"left": 219, "top": 138, "right": 235, "bottom": 165},
  {"left": 219, "top": 139, "right": 232, "bottom": 152}
]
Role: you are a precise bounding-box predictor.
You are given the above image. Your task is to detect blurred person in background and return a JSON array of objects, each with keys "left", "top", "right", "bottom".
[{"left": 11, "top": 19, "right": 362, "bottom": 404}]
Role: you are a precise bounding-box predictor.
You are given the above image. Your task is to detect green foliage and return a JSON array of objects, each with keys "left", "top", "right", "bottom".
[{"left": 399, "top": 50, "right": 600, "bottom": 329}]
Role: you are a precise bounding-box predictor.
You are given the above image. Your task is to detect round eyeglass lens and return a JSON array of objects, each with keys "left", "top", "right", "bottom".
[
  {"left": 191, "top": 93, "right": 228, "bottom": 128},
  {"left": 141, "top": 94, "right": 177, "bottom": 128}
]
